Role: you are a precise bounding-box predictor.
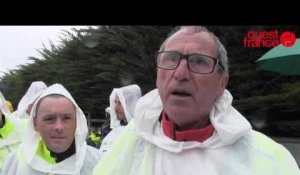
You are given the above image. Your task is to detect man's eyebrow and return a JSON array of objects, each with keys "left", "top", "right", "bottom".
[{"left": 64, "top": 113, "right": 75, "bottom": 116}]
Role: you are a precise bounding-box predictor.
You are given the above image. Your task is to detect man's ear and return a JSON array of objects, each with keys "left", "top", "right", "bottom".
[
  {"left": 217, "top": 73, "right": 229, "bottom": 97},
  {"left": 33, "top": 116, "right": 38, "bottom": 131}
]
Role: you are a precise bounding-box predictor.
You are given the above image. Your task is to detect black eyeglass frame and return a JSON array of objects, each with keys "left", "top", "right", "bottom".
[{"left": 156, "top": 51, "right": 225, "bottom": 74}]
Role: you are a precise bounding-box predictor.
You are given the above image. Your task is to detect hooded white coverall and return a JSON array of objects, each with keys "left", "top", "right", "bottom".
[
  {"left": 0, "top": 91, "right": 27, "bottom": 174},
  {"left": 99, "top": 84, "right": 141, "bottom": 158},
  {"left": 2, "top": 84, "right": 101, "bottom": 175},
  {"left": 93, "top": 89, "right": 300, "bottom": 175},
  {"left": 12, "top": 81, "right": 47, "bottom": 119}
]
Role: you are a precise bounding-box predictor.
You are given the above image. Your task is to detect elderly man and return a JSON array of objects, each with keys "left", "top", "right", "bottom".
[
  {"left": 2, "top": 84, "right": 100, "bottom": 174},
  {"left": 93, "top": 26, "right": 299, "bottom": 175}
]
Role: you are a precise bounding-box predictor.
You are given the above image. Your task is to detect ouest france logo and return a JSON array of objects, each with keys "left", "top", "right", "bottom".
[{"left": 243, "top": 30, "right": 296, "bottom": 48}]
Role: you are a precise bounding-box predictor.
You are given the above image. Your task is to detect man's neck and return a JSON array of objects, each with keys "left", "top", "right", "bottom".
[
  {"left": 177, "top": 116, "right": 210, "bottom": 131},
  {"left": 49, "top": 139, "right": 76, "bottom": 163},
  {"left": 161, "top": 111, "right": 214, "bottom": 142}
]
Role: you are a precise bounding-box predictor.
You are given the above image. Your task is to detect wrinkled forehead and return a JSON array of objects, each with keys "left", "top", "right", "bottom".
[{"left": 165, "top": 30, "right": 218, "bottom": 57}]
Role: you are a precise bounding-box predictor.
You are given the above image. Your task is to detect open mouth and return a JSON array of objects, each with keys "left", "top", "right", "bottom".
[
  {"left": 51, "top": 136, "right": 65, "bottom": 139},
  {"left": 171, "top": 91, "right": 191, "bottom": 97}
]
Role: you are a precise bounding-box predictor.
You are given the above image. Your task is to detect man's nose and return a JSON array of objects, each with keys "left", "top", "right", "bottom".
[
  {"left": 174, "top": 59, "right": 190, "bottom": 81},
  {"left": 54, "top": 119, "right": 64, "bottom": 131}
]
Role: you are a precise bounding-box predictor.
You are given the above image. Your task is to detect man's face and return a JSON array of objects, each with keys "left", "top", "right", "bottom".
[
  {"left": 156, "top": 30, "right": 228, "bottom": 130},
  {"left": 114, "top": 95, "right": 126, "bottom": 122},
  {"left": 34, "top": 96, "right": 76, "bottom": 153}
]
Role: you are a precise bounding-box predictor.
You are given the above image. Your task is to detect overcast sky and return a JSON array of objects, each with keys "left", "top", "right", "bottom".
[{"left": 0, "top": 26, "right": 89, "bottom": 77}]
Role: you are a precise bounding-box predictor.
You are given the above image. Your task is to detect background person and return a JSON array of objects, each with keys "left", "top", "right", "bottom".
[
  {"left": 0, "top": 92, "right": 26, "bottom": 173},
  {"left": 98, "top": 84, "right": 141, "bottom": 158},
  {"left": 13, "top": 81, "right": 47, "bottom": 118}
]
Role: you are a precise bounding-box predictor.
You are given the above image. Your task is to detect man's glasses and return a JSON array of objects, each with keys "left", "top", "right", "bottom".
[{"left": 156, "top": 51, "right": 224, "bottom": 74}]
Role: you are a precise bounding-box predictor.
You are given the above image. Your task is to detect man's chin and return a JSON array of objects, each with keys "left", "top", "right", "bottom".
[
  {"left": 53, "top": 149, "right": 67, "bottom": 153},
  {"left": 49, "top": 145, "right": 68, "bottom": 153},
  {"left": 166, "top": 106, "right": 189, "bottom": 117}
]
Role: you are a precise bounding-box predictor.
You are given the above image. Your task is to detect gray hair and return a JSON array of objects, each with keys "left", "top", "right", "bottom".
[{"left": 159, "top": 26, "right": 228, "bottom": 74}]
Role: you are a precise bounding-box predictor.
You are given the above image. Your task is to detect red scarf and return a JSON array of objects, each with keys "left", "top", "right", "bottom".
[{"left": 162, "top": 111, "right": 214, "bottom": 142}]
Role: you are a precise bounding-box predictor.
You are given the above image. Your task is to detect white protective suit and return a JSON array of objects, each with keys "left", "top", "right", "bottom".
[
  {"left": 0, "top": 92, "right": 27, "bottom": 174},
  {"left": 99, "top": 84, "right": 141, "bottom": 158},
  {"left": 2, "top": 84, "right": 101, "bottom": 175},
  {"left": 93, "top": 89, "right": 300, "bottom": 175},
  {"left": 13, "top": 81, "right": 47, "bottom": 118}
]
